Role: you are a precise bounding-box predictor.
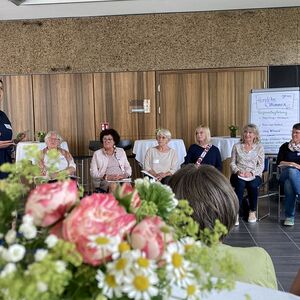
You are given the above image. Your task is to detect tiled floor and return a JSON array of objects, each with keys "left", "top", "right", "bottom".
[{"left": 223, "top": 194, "right": 300, "bottom": 292}]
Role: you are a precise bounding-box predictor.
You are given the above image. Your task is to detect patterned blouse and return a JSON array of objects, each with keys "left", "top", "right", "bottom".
[{"left": 230, "top": 142, "right": 265, "bottom": 177}]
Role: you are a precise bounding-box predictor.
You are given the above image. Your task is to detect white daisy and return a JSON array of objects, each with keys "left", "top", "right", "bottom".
[
  {"left": 37, "top": 281, "right": 48, "bottom": 293},
  {"left": 131, "top": 249, "right": 157, "bottom": 275},
  {"left": 55, "top": 260, "right": 67, "bottom": 273},
  {"left": 107, "top": 255, "right": 132, "bottom": 283},
  {"left": 112, "top": 240, "right": 131, "bottom": 260},
  {"left": 5, "top": 229, "right": 16, "bottom": 245},
  {"left": 19, "top": 223, "right": 37, "bottom": 240},
  {"left": 34, "top": 249, "right": 48, "bottom": 261},
  {"left": 181, "top": 280, "right": 201, "bottom": 300},
  {"left": 123, "top": 271, "right": 159, "bottom": 300},
  {"left": 45, "top": 234, "right": 58, "bottom": 248},
  {"left": 96, "top": 269, "right": 122, "bottom": 299},
  {"left": 6, "top": 244, "right": 26, "bottom": 263},
  {"left": 163, "top": 242, "right": 191, "bottom": 279},
  {"left": 0, "top": 263, "right": 16, "bottom": 278},
  {"left": 180, "top": 237, "right": 202, "bottom": 252},
  {"left": 88, "top": 234, "right": 120, "bottom": 254}
]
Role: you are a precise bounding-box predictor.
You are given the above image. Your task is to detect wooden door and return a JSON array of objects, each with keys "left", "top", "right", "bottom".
[
  {"left": 32, "top": 73, "right": 95, "bottom": 156},
  {"left": 157, "top": 71, "right": 210, "bottom": 147},
  {"left": 93, "top": 71, "right": 156, "bottom": 140}
]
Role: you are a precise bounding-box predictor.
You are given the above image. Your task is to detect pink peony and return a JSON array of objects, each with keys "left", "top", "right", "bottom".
[
  {"left": 25, "top": 180, "right": 78, "bottom": 227},
  {"left": 130, "top": 216, "right": 173, "bottom": 260},
  {"left": 118, "top": 183, "right": 141, "bottom": 212},
  {"left": 62, "top": 193, "right": 136, "bottom": 266}
]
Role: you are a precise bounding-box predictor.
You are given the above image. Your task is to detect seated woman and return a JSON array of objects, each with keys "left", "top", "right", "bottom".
[
  {"left": 230, "top": 124, "right": 264, "bottom": 224},
  {"left": 183, "top": 125, "right": 222, "bottom": 171},
  {"left": 39, "top": 131, "right": 76, "bottom": 180},
  {"left": 90, "top": 128, "right": 132, "bottom": 192},
  {"left": 277, "top": 123, "right": 300, "bottom": 226},
  {"left": 144, "top": 128, "right": 178, "bottom": 183},
  {"left": 168, "top": 164, "right": 277, "bottom": 290}
]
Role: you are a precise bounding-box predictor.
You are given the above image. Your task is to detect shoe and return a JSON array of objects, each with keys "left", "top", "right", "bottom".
[
  {"left": 284, "top": 217, "right": 295, "bottom": 226},
  {"left": 235, "top": 214, "right": 239, "bottom": 226},
  {"left": 248, "top": 211, "right": 257, "bottom": 223}
]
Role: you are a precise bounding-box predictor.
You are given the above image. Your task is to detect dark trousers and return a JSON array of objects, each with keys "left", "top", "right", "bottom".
[{"left": 230, "top": 174, "right": 262, "bottom": 212}]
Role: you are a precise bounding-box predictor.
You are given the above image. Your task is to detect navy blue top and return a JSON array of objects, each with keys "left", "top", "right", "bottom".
[
  {"left": 184, "top": 144, "right": 222, "bottom": 171},
  {"left": 0, "top": 110, "right": 13, "bottom": 179},
  {"left": 277, "top": 142, "right": 300, "bottom": 165}
]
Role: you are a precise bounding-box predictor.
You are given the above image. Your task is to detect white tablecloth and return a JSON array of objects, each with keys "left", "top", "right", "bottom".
[
  {"left": 133, "top": 139, "right": 186, "bottom": 168},
  {"left": 211, "top": 136, "right": 240, "bottom": 161},
  {"left": 171, "top": 281, "right": 300, "bottom": 300},
  {"left": 16, "top": 141, "right": 69, "bottom": 162}
]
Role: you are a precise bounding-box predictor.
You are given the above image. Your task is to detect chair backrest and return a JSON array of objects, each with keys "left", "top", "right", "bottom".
[
  {"left": 89, "top": 140, "right": 101, "bottom": 152},
  {"left": 117, "top": 139, "right": 132, "bottom": 151}
]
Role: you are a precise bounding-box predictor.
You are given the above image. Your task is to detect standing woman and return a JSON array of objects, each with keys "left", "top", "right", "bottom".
[
  {"left": 230, "top": 124, "right": 264, "bottom": 224},
  {"left": 144, "top": 128, "right": 178, "bottom": 183},
  {"left": 183, "top": 125, "right": 222, "bottom": 171},
  {"left": 0, "top": 79, "right": 25, "bottom": 179},
  {"left": 277, "top": 123, "right": 300, "bottom": 226}
]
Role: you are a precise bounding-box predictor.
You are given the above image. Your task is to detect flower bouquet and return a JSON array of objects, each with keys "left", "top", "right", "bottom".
[
  {"left": 0, "top": 153, "right": 239, "bottom": 300},
  {"left": 228, "top": 125, "right": 238, "bottom": 138}
]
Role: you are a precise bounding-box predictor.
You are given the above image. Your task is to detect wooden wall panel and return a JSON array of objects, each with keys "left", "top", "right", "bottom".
[
  {"left": 209, "top": 71, "right": 236, "bottom": 136},
  {"left": 2, "top": 75, "right": 34, "bottom": 141},
  {"left": 93, "top": 71, "right": 156, "bottom": 140},
  {"left": 157, "top": 67, "right": 267, "bottom": 148},
  {"left": 32, "top": 73, "right": 95, "bottom": 155},
  {"left": 234, "top": 68, "right": 267, "bottom": 133},
  {"left": 157, "top": 71, "right": 209, "bottom": 147}
]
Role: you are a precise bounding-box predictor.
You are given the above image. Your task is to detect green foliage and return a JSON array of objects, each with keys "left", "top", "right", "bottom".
[
  {"left": 134, "top": 178, "right": 177, "bottom": 220},
  {"left": 168, "top": 200, "right": 199, "bottom": 239}
]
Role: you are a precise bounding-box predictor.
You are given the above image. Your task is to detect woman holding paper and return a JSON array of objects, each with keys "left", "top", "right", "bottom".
[
  {"left": 90, "top": 128, "right": 132, "bottom": 192},
  {"left": 277, "top": 123, "right": 300, "bottom": 226},
  {"left": 144, "top": 128, "right": 178, "bottom": 183},
  {"left": 230, "top": 124, "right": 264, "bottom": 224}
]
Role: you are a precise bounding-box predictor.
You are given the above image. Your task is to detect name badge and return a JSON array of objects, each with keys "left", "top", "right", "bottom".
[
  {"left": 297, "top": 152, "right": 300, "bottom": 156},
  {"left": 153, "top": 159, "right": 159, "bottom": 164},
  {"left": 4, "top": 124, "right": 12, "bottom": 130}
]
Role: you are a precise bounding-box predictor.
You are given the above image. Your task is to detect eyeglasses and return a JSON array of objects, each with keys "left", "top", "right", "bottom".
[
  {"left": 49, "top": 138, "right": 60, "bottom": 142},
  {"left": 103, "top": 138, "right": 113, "bottom": 141}
]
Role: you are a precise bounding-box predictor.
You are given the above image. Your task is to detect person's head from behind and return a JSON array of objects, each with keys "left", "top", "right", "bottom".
[
  {"left": 100, "top": 128, "right": 120, "bottom": 150},
  {"left": 241, "top": 123, "right": 260, "bottom": 144},
  {"left": 195, "top": 125, "right": 211, "bottom": 145},
  {"left": 168, "top": 164, "right": 239, "bottom": 239},
  {"left": 45, "top": 131, "right": 63, "bottom": 149},
  {"left": 292, "top": 123, "right": 300, "bottom": 144}
]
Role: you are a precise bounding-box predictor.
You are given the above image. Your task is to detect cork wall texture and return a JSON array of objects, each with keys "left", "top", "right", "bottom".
[{"left": 0, "top": 7, "right": 299, "bottom": 74}]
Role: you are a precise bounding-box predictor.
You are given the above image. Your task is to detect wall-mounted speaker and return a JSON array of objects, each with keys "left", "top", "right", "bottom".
[{"left": 269, "top": 65, "right": 299, "bottom": 88}]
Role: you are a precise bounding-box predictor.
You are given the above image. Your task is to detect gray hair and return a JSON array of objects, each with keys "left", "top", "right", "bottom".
[
  {"left": 45, "top": 131, "right": 63, "bottom": 144},
  {"left": 168, "top": 164, "right": 239, "bottom": 239},
  {"left": 156, "top": 128, "right": 172, "bottom": 140},
  {"left": 240, "top": 124, "right": 260, "bottom": 144}
]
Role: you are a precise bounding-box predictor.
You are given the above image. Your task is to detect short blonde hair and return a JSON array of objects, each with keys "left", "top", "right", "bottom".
[
  {"left": 195, "top": 125, "right": 211, "bottom": 145},
  {"left": 241, "top": 124, "right": 260, "bottom": 144},
  {"left": 156, "top": 128, "right": 172, "bottom": 140}
]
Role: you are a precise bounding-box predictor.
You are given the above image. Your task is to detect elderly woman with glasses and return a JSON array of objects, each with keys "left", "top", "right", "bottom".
[
  {"left": 144, "top": 128, "right": 178, "bottom": 183},
  {"left": 39, "top": 131, "right": 76, "bottom": 180},
  {"left": 90, "top": 128, "right": 132, "bottom": 192}
]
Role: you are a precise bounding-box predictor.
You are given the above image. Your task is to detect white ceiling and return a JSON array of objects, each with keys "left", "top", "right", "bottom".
[{"left": 0, "top": 0, "right": 300, "bottom": 21}]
